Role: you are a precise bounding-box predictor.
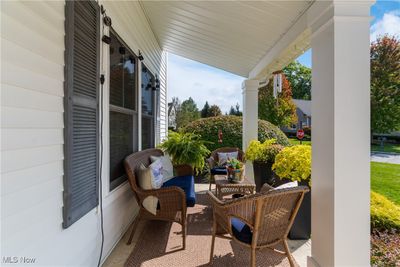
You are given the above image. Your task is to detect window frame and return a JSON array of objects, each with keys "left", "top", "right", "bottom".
[
  {"left": 141, "top": 64, "right": 156, "bottom": 149},
  {"left": 108, "top": 28, "right": 139, "bottom": 192}
]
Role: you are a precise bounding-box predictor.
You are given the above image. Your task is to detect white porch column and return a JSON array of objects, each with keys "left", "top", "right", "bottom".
[
  {"left": 242, "top": 79, "right": 259, "bottom": 181},
  {"left": 309, "top": 1, "right": 373, "bottom": 266}
]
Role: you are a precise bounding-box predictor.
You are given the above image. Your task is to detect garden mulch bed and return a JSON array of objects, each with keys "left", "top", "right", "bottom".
[{"left": 371, "top": 229, "right": 400, "bottom": 266}]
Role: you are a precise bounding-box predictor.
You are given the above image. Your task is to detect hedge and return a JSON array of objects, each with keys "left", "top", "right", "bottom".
[
  {"left": 181, "top": 115, "right": 290, "bottom": 152},
  {"left": 371, "top": 191, "right": 400, "bottom": 230}
]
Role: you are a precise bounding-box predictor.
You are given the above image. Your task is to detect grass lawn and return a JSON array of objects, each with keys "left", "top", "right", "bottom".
[
  {"left": 371, "top": 162, "right": 400, "bottom": 205},
  {"left": 371, "top": 143, "right": 400, "bottom": 154},
  {"left": 288, "top": 138, "right": 311, "bottom": 145}
]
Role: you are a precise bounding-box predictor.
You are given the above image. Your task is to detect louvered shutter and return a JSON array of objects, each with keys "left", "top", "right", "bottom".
[{"left": 63, "top": 0, "right": 100, "bottom": 228}]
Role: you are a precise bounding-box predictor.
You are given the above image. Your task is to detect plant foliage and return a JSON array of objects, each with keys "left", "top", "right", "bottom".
[
  {"left": 272, "top": 145, "right": 311, "bottom": 185},
  {"left": 182, "top": 115, "right": 290, "bottom": 152},
  {"left": 245, "top": 139, "right": 284, "bottom": 163},
  {"left": 258, "top": 74, "right": 297, "bottom": 127},
  {"left": 159, "top": 131, "right": 210, "bottom": 171},
  {"left": 371, "top": 35, "right": 400, "bottom": 134},
  {"left": 176, "top": 97, "right": 200, "bottom": 129},
  {"left": 283, "top": 61, "right": 312, "bottom": 100},
  {"left": 370, "top": 191, "right": 400, "bottom": 231}
]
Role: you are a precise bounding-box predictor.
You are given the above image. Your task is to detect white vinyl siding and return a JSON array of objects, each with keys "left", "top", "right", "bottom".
[{"left": 1, "top": 1, "right": 167, "bottom": 265}]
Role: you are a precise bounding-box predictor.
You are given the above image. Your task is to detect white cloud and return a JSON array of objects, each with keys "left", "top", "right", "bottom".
[
  {"left": 371, "top": 9, "right": 400, "bottom": 41},
  {"left": 167, "top": 54, "right": 245, "bottom": 113}
]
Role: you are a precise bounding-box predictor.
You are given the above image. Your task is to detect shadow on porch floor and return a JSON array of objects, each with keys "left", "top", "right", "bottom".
[{"left": 103, "top": 184, "right": 311, "bottom": 267}]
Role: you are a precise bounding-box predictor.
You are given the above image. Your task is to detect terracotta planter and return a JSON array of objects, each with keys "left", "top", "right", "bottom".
[{"left": 227, "top": 167, "right": 244, "bottom": 182}]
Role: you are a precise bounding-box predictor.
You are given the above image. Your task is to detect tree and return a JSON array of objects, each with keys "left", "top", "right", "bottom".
[
  {"left": 371, "top": 35, "right": 400, "bottom": 134},
  {"left": 283, "top": 61, "right": 311, "bottom": 100},
  {"left": 229, "top": 103, "right": 242, "bottom": 116},
  {"left": 258, "top": 73, "right": 297, "bottom": 127},
  {"left": 208, "top": 104, "right": 222, "bottom": 117},
  {"left": 176, "top": 97, "right": 200, "bottom": 129},
  {"left": 201, "top": 101, "right": 210, "bottom": 118}
]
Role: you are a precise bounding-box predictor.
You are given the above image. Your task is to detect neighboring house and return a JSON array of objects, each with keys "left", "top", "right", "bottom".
[
  {"left": 282, "top": 99, "right": 311, "bottom": 135},
  {"left": 168, "top": 102, "right": 177, "bottom": 130},
  {"left": 293, "top": 99, "right": 312, "bottom": 129}
]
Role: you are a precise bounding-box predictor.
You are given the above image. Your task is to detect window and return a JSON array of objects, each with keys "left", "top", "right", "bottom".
[
  {"left": 141, "top": 65, "right": 156, "bottom": 149},
  {"left": 109, "top": 31, "right": 138, "bottom": 191}
]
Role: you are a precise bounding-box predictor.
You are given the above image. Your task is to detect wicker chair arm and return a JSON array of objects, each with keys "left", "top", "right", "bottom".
[
  {"left": 137, "top": 186, "right": 186, "bottom": 211},
  {"left": 206, "top": 157, "right": 216, "bottom": 169},
  {"left": 207, "top": 191, "right": 256, "bottom": 227},
  {"left": 174, "top": 164, "right": 194, "bottom": 176},
  {"left": 260, "top": 183, "right": 274, "bottom": 193}
]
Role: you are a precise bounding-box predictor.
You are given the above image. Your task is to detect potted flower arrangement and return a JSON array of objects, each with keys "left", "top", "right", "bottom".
[
  {"left": 226, "top": 158, "right": 244, "bottom": 183},
  {"left": 272, "top": 145, "right": 311, "bottom": 239},
  {"left": 245, "top": 139, "right": 284, "bottom": 191}
]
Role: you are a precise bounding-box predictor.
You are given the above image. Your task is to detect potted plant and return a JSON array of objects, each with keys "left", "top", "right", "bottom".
[
  {"left": 245, "top": 139, "right": 284, "bottom": 191},
  {"left": 159, "top": 131, "right": 210, "bottom": 173},
  {"left": 272, "top": 145, "right": 311, "bottom": 239},
  {"left": 226, "top": 158, "right": 244, "bottom": 183}
]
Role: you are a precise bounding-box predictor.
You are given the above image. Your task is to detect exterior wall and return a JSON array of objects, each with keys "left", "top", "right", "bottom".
[{"left": 1, "top": 1, "right": 167, "bottom": 265}]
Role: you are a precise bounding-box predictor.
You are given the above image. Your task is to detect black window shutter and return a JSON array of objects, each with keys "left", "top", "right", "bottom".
[{"left": 63, "top": 0, "right": 100, "bottom": 228}]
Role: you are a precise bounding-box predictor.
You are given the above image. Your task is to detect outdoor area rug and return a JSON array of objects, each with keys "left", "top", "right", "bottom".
[{"left": 125, "top": 192, "right": 299, "bottom": 267}]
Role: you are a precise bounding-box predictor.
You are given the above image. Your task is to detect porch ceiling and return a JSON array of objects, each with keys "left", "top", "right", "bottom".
[{"left": 140, "top": 1, "right": 313, "bottom": 77}]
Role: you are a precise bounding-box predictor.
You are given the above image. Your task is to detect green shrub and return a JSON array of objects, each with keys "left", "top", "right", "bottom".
[
  {"left": 182, "top": 115, "right": 290, "bottom": 152},
  {"left": 272, "top": 145, "right": 311, "bottom": 186},
  {"left": 371, "top": 191, "right": 400, "bottom": 230},
  {"left": 245, "top": 139, "right": 283, "bottom": 163}
]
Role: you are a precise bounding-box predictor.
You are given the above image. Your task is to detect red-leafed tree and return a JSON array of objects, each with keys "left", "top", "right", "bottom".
[
  {"left": 258, "top": 73, "right": 297, "bottom": 127},
  {"left": 371, "top": 35, "right": 400, "bottom": 134}
]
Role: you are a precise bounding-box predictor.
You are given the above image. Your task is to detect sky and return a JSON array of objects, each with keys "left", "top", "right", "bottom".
[{"left": 168, "top": 0, "right": 400, "bottom": 113}]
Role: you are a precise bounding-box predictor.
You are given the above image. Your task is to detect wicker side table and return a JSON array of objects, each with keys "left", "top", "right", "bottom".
[{"left": 214, "top": 174, "right": 256, "bottom": 199}]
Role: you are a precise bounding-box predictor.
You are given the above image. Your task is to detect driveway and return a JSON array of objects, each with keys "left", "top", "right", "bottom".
[{"left": 371, "top": 152, "right": 400, "bottom": 164}]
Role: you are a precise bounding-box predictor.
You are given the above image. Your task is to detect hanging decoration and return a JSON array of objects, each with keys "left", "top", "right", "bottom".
[
  {"left": 272, "top": 71, "right": 283, "bottom": 99},
  {"left": 218, "top": 129, "right": 223, "bottom": 143}
]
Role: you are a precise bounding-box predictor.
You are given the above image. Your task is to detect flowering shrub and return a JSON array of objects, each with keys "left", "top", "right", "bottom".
[
  {"left": 245, "top": 139, "right": 284, "bottom": 163},
  {"left": 272, "top": 145, "right": 311, "bottom": 185},
  {"left": 371, "top": 191, "right": 400, "bottom": 230}
]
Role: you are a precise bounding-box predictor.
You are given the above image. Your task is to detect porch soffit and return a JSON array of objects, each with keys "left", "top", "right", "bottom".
[{"left": 140, "top": 1, "right": 313, "bottom": 78}]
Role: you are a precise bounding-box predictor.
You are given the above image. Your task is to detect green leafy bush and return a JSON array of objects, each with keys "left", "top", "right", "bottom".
[
  {"left": 182, "top": 115, "right": 290, "bottom": 152},
  {"left": 272, "top": 145, "right": 311, "bottom": 185},
  {"left": 159, "top": 131, "right": 210, "bottom": 171},
  {"left": 245, "top": 139, "right": 283, "bottom": 163},
  {"left": 371, "top": 191, "right": 400, "bottom": 230}
]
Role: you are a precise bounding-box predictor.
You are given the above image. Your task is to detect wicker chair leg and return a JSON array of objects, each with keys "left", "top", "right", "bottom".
[
  {"left": 209, "top": 234, "right": 216, "bottom": 263},
  {"left": 182, "top": 221, "right": 186, "bottom": 250},
  {"left": 127, "top": 216, "right": 140, "bottom": 245},
  {"left": 251, "top": 247, "right": 256, "bottom": 267},
  {"left": 209, "top": 220, "right": 217, "bottom": 263},
  {"left": 283, "top": 239, "right": 295, "bottom": 267}
]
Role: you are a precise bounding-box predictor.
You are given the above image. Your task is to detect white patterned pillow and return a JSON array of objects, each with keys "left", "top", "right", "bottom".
[
  {"left": 137, "top": 160, "right": 164, "bottom": 215},
  {"left": 150, "top": 155, "right": 174, "bottom": 183}
]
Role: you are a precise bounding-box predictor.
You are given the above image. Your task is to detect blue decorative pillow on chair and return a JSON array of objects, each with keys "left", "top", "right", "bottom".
[{"left": 231, "top": 217, "right": 253, "bottom": 244}]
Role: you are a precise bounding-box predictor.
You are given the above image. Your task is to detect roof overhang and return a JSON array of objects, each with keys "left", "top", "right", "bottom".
[{"left": 140, "top": 1, "right": 314, "bottom": 79}]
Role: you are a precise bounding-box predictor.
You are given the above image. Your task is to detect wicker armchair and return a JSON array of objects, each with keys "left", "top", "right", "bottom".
[
  {"left": 207, "top": 147, "right": 245, "bottom": 190},
  {"left": 124, "top": 148, "right": 193, "bottom": 248},
  {"left": 207, "top": 185, "right": 309, "bottom": 267}
]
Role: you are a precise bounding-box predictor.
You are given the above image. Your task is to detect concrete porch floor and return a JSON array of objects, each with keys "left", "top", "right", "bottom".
[{"left": 103, "top": 183, "right": 311, "bottom": 267}]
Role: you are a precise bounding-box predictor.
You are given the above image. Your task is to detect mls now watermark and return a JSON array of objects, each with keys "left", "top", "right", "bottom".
[{"left": 2, "top": 256, "right": 36, "bottom": 264}]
